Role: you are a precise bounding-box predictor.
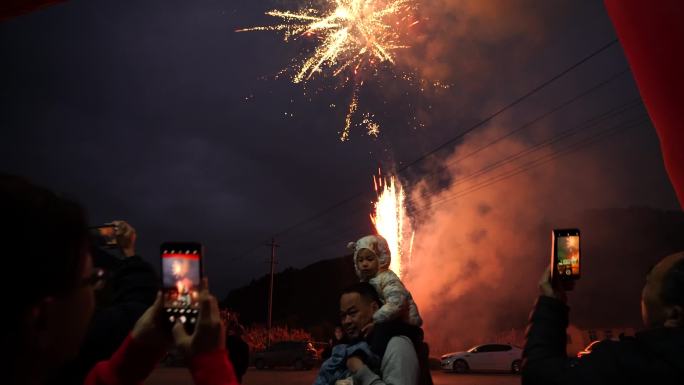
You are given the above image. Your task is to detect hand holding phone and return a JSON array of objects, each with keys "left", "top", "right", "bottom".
[
  {"left": 171, "top": 277, "right": 225, "bottom": 358},
  {"left": 131, "top": 291, "right": 172, "bottom": 349},
  {"left": 551, "top": 229, "right": 581, "bottom": 291},
  {"left": 92, "top": 224, "right": 118, "bottom": 249},
  {"left": 539, "top": 266, "right": 567, "bottom": 302},
  {"left": 161, "top": 242, "right": 203, "bottom": 333},
  {"left": 112, "top": 220, "right": 136, "bottom": 257}
]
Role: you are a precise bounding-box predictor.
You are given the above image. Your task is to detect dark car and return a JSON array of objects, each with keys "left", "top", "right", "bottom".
[{"left": 253, "top": 341, "right": 319, "bottom": 370}]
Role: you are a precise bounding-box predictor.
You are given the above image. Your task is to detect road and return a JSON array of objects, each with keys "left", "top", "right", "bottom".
[{"left": 146, "top": 368, "right": 520, "bottom": 385}]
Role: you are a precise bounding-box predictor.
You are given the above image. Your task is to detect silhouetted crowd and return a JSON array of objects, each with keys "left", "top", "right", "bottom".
[
  {"left": 3, "top": 172, "right": 683, "bottom": 385},
  {"left": 2, "top": 175, "right": 248, "bottom": 385}
]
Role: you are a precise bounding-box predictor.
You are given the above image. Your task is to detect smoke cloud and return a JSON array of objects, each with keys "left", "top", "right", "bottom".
[
  {"left": 403, "top": 120, "right": 615, "bottom": 353},
  {"left": 400, "top": 0, "right": 556, "bottom": 83}
]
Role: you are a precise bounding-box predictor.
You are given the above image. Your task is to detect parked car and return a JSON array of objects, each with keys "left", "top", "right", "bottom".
[
  {"left": 253, "top": 341, "right": 319, "bottom": 370},
  {"left": 440, "top": 343, "right": 522, "bottom": 374}
]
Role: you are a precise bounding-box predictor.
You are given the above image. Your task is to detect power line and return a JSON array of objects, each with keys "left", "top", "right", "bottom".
[
  {"left": 277, "top": 68, "right": 635, "bottom": 249},
  {"left": 277, "top": 105, "right": 645, "bottom": 262},
  {"left": 257, "top": 95, "right": 643, "bottom": 263},
  {"left": 438, "top": 68, "right": 630, "bottom": 170},
  {"left": 231, "top": 38, "right": 621, "bottom": 262},
  {"left": 284, "top": 98, "right": 640, "bottom": 246},
  {"left": 284, "top": 117, "right": 647, "bottom": 263},
  {"left": 395, "top": 39, "right": 619, "bottom": 173},
  {"left": 275, "top": 86, "right": 640, "bottom": 254},
  {"left": 280, "top": 226, "right": 361, "bottom": 264},
  {"left": 430, "top": 99, "right": 643, "bottom": 189},
  {"left": 425, "top": 116, "right": 648, "bottom": 210}
]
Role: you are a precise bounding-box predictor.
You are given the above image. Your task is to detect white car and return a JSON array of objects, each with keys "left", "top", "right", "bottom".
[{"left": 440, "top": 344, "right": 522, "bottom": 374}]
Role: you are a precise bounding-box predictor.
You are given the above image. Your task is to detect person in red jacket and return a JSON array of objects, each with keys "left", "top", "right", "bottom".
[
  {"left": 84, "top": 278, "right": 238, "bottom": 385},
  {"left": 2, "top": 174, "right": 238, "bottom": 385}
]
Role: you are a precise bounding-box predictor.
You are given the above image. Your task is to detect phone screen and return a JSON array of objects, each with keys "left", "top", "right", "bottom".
[
  {"left": 161, "top": 243, "right": 202, "bottom": 327},
  {"left": 556, "top": 233, "right": 580, "bottom": 278},
  {"left": 95, "top": 225, "right": 118, "bottom": 248}
]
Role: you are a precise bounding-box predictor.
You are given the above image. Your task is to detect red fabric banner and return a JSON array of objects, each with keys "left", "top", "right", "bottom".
[
  {"left": 0, "top": 0, "right": 66, "bottom": 22},
  {"left": 604, "top": 0, "right": 684, "bottom": 208}
]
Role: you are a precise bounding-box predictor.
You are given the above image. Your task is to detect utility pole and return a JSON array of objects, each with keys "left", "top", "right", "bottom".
[{"left": 266, "top": 238, "right": 279, "bottom": 349}]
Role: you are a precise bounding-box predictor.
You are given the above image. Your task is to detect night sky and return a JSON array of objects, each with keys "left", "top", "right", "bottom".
[{"left": 1, "top": 0, "right": 679, "bottom": 299}]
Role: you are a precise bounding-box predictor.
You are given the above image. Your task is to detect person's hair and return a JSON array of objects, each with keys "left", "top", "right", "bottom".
[
  {"left": 341, "top": 282, "right": 381, "bottom": 306},
  {"left": 661, "top": 256, "right": 684, "bottom": 308},
  {"left": 1, "top": 175, "right": 89, "bottom": 312}
]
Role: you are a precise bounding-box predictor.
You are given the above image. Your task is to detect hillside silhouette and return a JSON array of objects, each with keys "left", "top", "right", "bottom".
[
  {"left": 221, "top": 254, "right": 358, "bottom": 338},
  {"left": 222, "top": 207, "right": 684, "bottom": 340}
]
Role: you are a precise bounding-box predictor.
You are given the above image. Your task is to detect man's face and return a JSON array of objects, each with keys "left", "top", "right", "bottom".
[
  {"left": 340, "top": 292, "right": 377, "bottom": 340},
  {"left": 641, "top": 253, "right": 684, "bottom": 328}
]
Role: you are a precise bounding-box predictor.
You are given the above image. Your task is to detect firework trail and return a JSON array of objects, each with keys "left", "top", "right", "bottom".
[
  {"left": 371, "top": 170, "right": 414, "bottom": 277},
  {"left": 237, "top": 0, "right": 419, "bottom": 141}
]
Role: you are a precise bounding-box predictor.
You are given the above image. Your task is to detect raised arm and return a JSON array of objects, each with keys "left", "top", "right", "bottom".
[{"left": 521, "top": 296, "right": 572, "bottom": 385}]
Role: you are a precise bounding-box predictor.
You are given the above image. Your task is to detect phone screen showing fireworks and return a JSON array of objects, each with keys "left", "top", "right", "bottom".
[
  {"left": 94, "top": 224, "right": 118, "bottom": 248},
  {"left": 553, "top": 229, "right": 580, "bottom": 280},
  {"left": 161, "top": 242, "right": 202, "bottom": 329}
]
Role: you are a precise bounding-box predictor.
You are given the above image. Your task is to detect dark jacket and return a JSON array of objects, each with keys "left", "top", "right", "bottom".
[
  {"left": 322, "top": 336, "right": 349, "bottom": 360},
  {"left": 522, "top": 296, "right": 684, "bottom": 385},
  {"left": 226, "top": 334, "right": 250, "bottom": 383}
]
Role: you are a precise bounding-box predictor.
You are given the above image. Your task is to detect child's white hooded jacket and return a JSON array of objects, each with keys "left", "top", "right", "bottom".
[{"left": 349, "top": 235, "right": 423, "bottom": 327}]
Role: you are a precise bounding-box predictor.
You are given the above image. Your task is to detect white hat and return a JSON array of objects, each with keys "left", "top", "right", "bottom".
[{"left": 348, "top": 234, "right": 391, "bottom": 279}]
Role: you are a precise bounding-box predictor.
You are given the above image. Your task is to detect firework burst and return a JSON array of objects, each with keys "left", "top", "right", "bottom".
[{"left": 237, "top": 0, "right": 418, "bottom": 141}]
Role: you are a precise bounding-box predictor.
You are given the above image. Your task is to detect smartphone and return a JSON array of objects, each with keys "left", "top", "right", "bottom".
[
  {"left": 92, "top": 224, "right": 118, "bottom": 249},
  {"left": 161, "top": 242, "right": 203, "bottom": 332},
  {"left": 551, "top": 229, "right": 581, "bottom": 290}
]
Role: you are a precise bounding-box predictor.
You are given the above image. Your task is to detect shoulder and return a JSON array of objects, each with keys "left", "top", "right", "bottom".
[
  {"left": 384, "top": 336, "right": 417, "bottom": 360},
  {"left": 382, "top": 270, "right": 400, "bottom": 280},
  {"left": 574, "top": 339, "right": 629, "bottom": 368},
  {"left": 376, "top": 271, "right": 404, "bottom": 287},
  {"left": 381, "top": 337, "right": 419, "bottom": 381},
  {"left": 571, "top": 337, "right": 661, "bottom": 381},
  {"left": 588, "top": 338, "right": 634, "bottom": 354}
]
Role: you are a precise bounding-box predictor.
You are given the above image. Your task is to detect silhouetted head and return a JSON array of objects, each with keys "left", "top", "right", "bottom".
[
  {"left": 641, "top": 252, "right": 684, "bottom": 328},
  {"left": 1, "top": 175, "right": 96, "bottom": 383}
]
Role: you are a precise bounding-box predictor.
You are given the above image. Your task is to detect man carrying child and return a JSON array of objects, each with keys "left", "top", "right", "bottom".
[{"left": 314, "top": 235, "right": 432, "bottom": 385}]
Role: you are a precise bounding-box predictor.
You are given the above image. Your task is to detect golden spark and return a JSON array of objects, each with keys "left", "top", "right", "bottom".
[{"left": 237, "top": 0, "right": 417, "bottom": 141}]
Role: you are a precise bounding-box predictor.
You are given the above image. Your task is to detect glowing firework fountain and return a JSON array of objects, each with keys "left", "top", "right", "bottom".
[
  {"left": 237, "top": 0, "right": 418, "bottom": 141},
  {"left": 370, "top": 170, "right": 414, "bottom": 277}
]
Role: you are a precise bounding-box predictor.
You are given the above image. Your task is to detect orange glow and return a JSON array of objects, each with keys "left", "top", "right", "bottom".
[
  {"left": 370, "top": 170, "right": 414, "bottom": 277},
  {"left": 171, "top": 260, "right": 189, "bottom": 276},
  {"left": 176, "top": 278, "right": 193, "bottom": 294}
]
